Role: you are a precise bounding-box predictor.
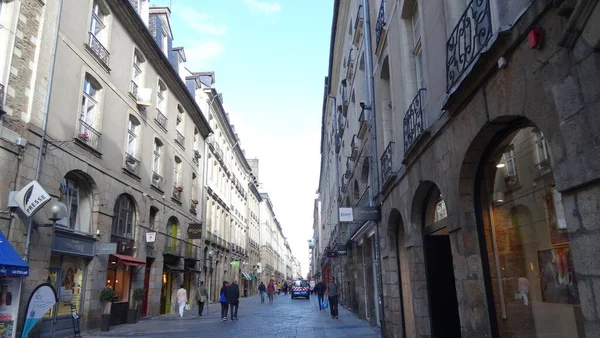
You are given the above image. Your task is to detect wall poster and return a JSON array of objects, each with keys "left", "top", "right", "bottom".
[
  {"left": 0, "top": 277, "right": 21, "bottom": 338},
  {"left": 537, "top": 246, "right": 579, "bottom": 305}
]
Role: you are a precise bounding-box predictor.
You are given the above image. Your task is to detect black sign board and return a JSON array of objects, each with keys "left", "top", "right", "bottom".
[
  {"left": 187, "top": 223, "right": 203, "bottom": 239},
  {"left": 52, "top": 228, "right": 96, "bottom": 257},
  {"left": 336, "top": 245, "right": 348, "bottom": 256},
  {"left": 353, "top": 206, "right": 381, "bottom": 222}
]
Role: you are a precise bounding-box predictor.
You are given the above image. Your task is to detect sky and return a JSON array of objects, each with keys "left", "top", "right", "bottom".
[{"left": 152, "top": 0, "right": 334, "bottom": 275}]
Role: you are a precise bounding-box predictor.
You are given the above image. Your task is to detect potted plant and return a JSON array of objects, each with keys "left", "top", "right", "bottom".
[
  {"left": 191, "top": 199, "right": 199, "bottom": 205},
  {"left": 78, "top": 132, "right": 89, "bottom": 141},
  {"left": 100, "top": 287, "right": 115, "bottom": 332},
  {"left": 127, "top": 288, "right": 145, "bottom": 324},
  {"left": 176, "top": 186, "right": 183, "bottom": 192}
]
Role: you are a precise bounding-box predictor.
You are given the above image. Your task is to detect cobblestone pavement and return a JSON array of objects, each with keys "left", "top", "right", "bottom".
[{"left": 83, "top": 293, "right": 380, "bottom": 338}]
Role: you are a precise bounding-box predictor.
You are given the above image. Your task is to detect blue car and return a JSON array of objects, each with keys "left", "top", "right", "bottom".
[{"left": 291, "top": 279, "right": 310, "bottom": 299}]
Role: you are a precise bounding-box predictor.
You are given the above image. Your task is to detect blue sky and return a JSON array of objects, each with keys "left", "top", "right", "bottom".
[{"left": 152, "top": 0, "right": 333, "bottom": 275}]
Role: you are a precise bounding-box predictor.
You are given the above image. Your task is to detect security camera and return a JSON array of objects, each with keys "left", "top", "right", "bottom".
[{"left": 359, "top": 102, "right": 366, "bottom": 109}]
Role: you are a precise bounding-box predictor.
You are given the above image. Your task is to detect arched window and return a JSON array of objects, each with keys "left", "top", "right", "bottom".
[
  {"left": 167, "top": 217, "right": 179, "bottom": 253},
  {"left": 57, "top": 172, "right": 93, "bottom": 233},
  {"left": 78, "top": 73, "right": 103, "bottom": 150},
  {"left": 125, "top": 116, "right": 141, "bottom": 173},
  {"left": 152, "top": 138, "right": 164, "bottom": 189},
  {"left": 111, "top": 194, "right": 136, "bottom": 239}
]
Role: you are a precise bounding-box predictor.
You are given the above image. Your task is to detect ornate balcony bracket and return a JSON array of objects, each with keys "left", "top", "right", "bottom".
[
  {"left": 381, "top": 142, "right": 395, "bottom": 186},
  {"left": 403, "top": 89, "right": 426, "bottom": 154},
  {"left": 446, "top": 0, "right": 493, "bottom": 92}
]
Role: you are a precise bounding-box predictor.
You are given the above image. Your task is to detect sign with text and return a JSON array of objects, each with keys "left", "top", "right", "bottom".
[
  {"left": 96, "top": 243, "right": 116, "bottom": 255},
  {"left": 338, "top": 206, "right": 381, "bottom": 222},
  {"left": 335, "top": 245, "right": 348, "bottom": 256},
  {"left": 21, "top": 283, "right": 57, "bottom": 338},
  {"left": 0, "top": 277, "right": 21, "bottom": 338},
  {"left": 187, "top": 223, "right": 203, "bottom": 239},
  {"left": 52, "top": 231, "right": 95, "bottom": 257},
  {"left": 12, "top": 181, "right": 51, "bottom": 217}
]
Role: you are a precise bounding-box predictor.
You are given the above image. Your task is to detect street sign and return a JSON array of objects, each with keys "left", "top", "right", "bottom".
[
  {"left": 96, "top": 242, "right": 117, "bottom": 255},
  {"left": 338, "top": 206, "right": 381, "bottom": 222},
  {"left": 145, "top": 232, "right": 157, "bottom": 243},
  {"left": 339, "top": 208, "right": 353, "bottom": 222}
]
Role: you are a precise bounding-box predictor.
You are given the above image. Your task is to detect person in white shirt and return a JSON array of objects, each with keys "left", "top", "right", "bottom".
[{"left": 176, "top": 284, "right": 188, "bottom": 317}]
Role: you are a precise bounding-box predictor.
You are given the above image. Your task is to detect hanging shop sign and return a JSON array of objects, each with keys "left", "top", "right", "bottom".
[
  {"left": 339, "top": 206, "right": 381, "bottom": 222},
  {"left": 96, "top": 242, "right": 117, "bottom": 255},
  {"left": 21, "top": 283, "right": 57, "bottom": 338},
  {"left": 12, "top": 181, "right": 51, "bottom": 217},
  {"left": 145, "top": 232, "right": 157, "bottom": 243},
  {"left": 335, "top": 245, "right": 348, "bottom": 256},
  {"left": 187, "top": 223, "right": 203, "bottom": 239}
]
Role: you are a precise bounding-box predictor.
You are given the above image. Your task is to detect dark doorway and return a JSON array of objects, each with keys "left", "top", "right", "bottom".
[
  {"left": 424, "top": 228, "right": 461, "bottom": 338},
  {"left": 142, "top": 258, "right": 153, "bottom": 317}
]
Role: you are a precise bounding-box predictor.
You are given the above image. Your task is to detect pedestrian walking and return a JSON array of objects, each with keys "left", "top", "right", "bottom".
[
  {"left": 283, "top": 282, "right": 289, "bottom": 295},
  {"left": 196, "top": 281, "right": 208, "bottom": 317},
  {"left": 258, "top": 282, "right": 266, "bottom": 303},
  {"left": 220, "top": 281, "right": 229, "bottom": 321},
  {"left": 176, "top": 284, "right": 188, "bottom": 318},
  {"left": 227, "top": 280, "right": 240, "bottom": 320},
  {"left": 326, "top": 277, "right": 340, "bottom": 319},
  {"left": 267, "top": 279, "right": 276, "bottom": 303},
  {"left": 315, "top": 280, "right": 326, "bottom": 311}
]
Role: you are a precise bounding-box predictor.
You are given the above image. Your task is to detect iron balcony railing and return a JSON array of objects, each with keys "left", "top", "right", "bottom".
[
  {"left": 124, "top": 153, "right": 140, "bottom": 175},
  {"left": 446, "top": 0, "right": 492, "bottom": 92},
  {"left": 175, "top": 130, "right": 185, "bottom": 147},
  {"left": 404, "top": 89, "right": 426, "bottom": 153},
  {"left": 375, "top": 0, "right": 386, "bottom": 45},
  {"left": 130, "top": 81, "right": 138, "bottom": 97},
  {"left": 77, "top": 119, "right": 101, "bottom": 151},
  {"left": 351, "top": 134, "right": 360, "bottom": 158},
  {"left": 155, "top": 108, "right": 167, "bottom": 129},
  {"left": 88, "top": 32, "right": 110, "bottom": 65},
  {"left": 381, "top": 142, "right": 395, "bottom": 184},
  {"left": 151, "top": 171, "right": 163, "bottom": 190},
  {"left": 345, "top": 157, "right": 352, "bottom": 178},
  {"left": 357, "top": 109, "right": 369, "bottom": 139},
  {"left": 0, "top": 84, "right": 5, "bottom": 111}
]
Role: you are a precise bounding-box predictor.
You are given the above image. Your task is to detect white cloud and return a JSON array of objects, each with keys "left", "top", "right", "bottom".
[
  {"left": 183, "top": 40, "right": 225, "bottom": 69},
  {"left": 243, "top": 0, "right": 281, "bottom": 15},
  {"left": 177, "top": 6, "right": 227, "bottom": 36}
]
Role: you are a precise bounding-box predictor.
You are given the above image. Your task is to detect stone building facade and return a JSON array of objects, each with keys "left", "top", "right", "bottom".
[{"left": 317, "top": 0, "right": 600, "bottom": 337}]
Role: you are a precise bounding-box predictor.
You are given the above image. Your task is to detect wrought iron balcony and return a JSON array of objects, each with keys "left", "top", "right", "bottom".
[
  {"left": 351, "top": 134, "right": 360, "bottom": 159},
  {"left": 404, "top": 89, "right": 426, "bottom": 153},
  {"left": 375, "top": 0, "right": 386, "bottom": 45},
  {"left": 446, "top": 0, "right": 492, "bottom": 92},
  {"left": 155, "top": 108, "right": 167, "bottom": 129},
  {"left": 381, "top": 142, "right": 395, "bottom": 185},
  {"left": 130, "top": 81, "right": 138, "bottom": 97},
  {"left": 151, "top": 171, "right": 163, "bottom": 190},
  {"left": 87, "top": 32, "right": 110, "bottom": 65},
  {"left": 77, "top": 119, "right": 101, "bottom": 151},
  {"left": 124, "top": 153, "right": 140, "bottom": 175},
  {"left": 357, "top": 109, "right": 369, "bottom": 139},
  {"left": 345, "top": 157, "right": 352, "bottom": 178},
  {"left": 175, "top": 130, "right": 185, "bottom": 147},
  {"left": 346, "top": 49, "right": 355, "bottom": 81}
]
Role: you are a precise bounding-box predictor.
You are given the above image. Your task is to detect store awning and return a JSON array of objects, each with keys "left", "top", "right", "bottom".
[
  {"left": 250, "top": 274, "right": 258, "bottom": 281},
  {"left": 0, "top": 231, "right": 29, "bottom": 277},
  {"left": 111, "top": 254, "right": 146, "bottom": 267},
  {"left": 185, "top": 267, "right": 202, "bottom": 275},
  {"left": 241, "top": 271, "right": 252, "bottom": 280},
  {"left": 164, "top": 264, "right": 185, "bottom": 273}
]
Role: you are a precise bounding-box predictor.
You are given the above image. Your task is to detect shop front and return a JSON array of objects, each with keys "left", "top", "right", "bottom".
[
  {"left": 160, "top": 261, "right": 184, "bottom": 315},
  {"left": 106, "top": 252, "right": 145, "bottom": 325},
  {"left": 41, "top": 227, "right": 96, "bottom": 338},
  {"left": 0, "top": 231, "right": 29, "bottom": 338}
]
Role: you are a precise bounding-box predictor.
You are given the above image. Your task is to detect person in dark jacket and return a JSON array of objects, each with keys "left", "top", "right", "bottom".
[
  {"left": 258, "top": 282, "right": 267, "bottom": 303},
  {"left": 227, "top": 280, "right": 240, "bottom": 320},
  {"left": 220, "top": 281, "right": 229, "bottom": 321},
  {"left": 315, "top": 281, "right": 326, "bottom": 311}
]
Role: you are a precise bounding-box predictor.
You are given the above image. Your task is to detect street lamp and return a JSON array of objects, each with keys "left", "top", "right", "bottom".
[
  {"left": 33, "top": 200, "right": 67, "bottom": 229},
  {"left": 203, "top": 250, "right": 214, "bottom": 301}
]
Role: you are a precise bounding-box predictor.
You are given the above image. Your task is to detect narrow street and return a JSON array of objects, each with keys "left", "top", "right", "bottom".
[{"left": 83, "top": 294, "right": 380, "bottom": 338}]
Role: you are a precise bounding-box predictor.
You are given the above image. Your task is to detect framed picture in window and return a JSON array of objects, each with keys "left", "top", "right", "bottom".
[
  {"left": 545, "top": 186, "right": 569, "bottom": 246},
  {"left": 537, "top": 246, "right": 579, "bottom": 305}
]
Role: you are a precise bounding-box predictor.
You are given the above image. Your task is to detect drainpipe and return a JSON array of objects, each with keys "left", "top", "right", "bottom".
[
  {"left": 23, "top": 0, "right": 63, "bottom": 263},
  {"left": 362, "top": 0, "right": 386, "bottom": 333}
]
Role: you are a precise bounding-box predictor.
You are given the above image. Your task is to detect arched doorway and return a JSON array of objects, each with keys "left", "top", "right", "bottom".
[
  {"left": 161, "top": 216, "right": 180, "bottom": 314},
  {"left": 421, "top": 184, "right": 461, "bottom": 338},
  {"left": 476, "top": 126, "right": 583, "bottom": 337}
]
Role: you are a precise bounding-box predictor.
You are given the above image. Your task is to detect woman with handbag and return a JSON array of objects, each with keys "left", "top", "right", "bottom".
[
  {"left": 176, "top": 284, "right": 188, "bottom": 318},
  {"left": 196, "top": 281, "right": 208, "bottom": 316},
  {"left": 219, "top": 281, "right": 229, "bottom": 321}
]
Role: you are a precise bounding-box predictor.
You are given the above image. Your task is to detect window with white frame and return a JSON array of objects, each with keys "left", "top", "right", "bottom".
[
  {"left": 88, "top": 0, "right": 110, "bottom": 64},
  {"left": 57, "top": 173, "right": 93, "bottom": 233},
  {"left": 534, "top": 130, "right": 550, "bottom": 166},
  {"left": 111, "top": 194, "right": 135, "bottom": 239},
  {"left": 152, "top": 138, "right": 163, "bottom": 184},
  {"left": 155, "top": 80, "right": 167, "bottom": 128},
  {"left": 126, "top": 115, "right": 140, "bottom": 159},
  {"left": 412, "top": 2, "right": 424, "bottom": 90},
  {"left": 131, "top": 50, "right": 144, "bottom": 96},
  {"left": 502, "top": 148, "right": 519, "bottom": 187},
  {"left": 175, "top": 105, "right": 185, "bottom": 146},
  {"left": 191, "top": 173, "right": 198, "bottom": 201},
  {"left": 173, "top": 156, "right": 182, "bottom": 188},
  {"left": 79, "top": 74, "right": 102, "bottom": 150}
]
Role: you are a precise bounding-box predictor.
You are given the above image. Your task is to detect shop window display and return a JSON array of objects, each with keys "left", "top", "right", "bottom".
[
  {"left": 55, "top": 257, "right": 85, "bottom": 317},
  {"left": 480, "top": 127, "right": 583, "bottom": 337},
  {"left": 107, "top": 257, "right": 132, "bottom": 302}
]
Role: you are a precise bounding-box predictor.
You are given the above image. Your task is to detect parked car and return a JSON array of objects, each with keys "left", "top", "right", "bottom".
[{"left": 291, "top": 279, "right": 310, "bottom": 299}]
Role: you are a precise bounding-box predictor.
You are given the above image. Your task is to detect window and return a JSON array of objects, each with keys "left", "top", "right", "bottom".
[
  {"left": 130, "top": 50, "right": 144, "bottom": 96},
  {"left": 191, "top": 173, "right": 198, "bottom": 203},
  {"left": 155, "top": 80, "right": 167, "bottom": 129},
  {"left": 111, "top": 194, "right": 135, "bottom": 239},
  {"left": 503, "top": 148, "right": 518, "bottom": 178},
  {"left": 175, "top": 105, "right": 185, "bottom": 147},
  {"left": 126, "top": 115, "right": 140, "bottom": 158},
  {"left": 534, "top": 130, "right": 551, "bottom": 175},
  {"left": 173, "top": 156, "right": 182, "bottom": 188},
  {"left": 57, "top": 173, "right": 93, "bottom": 233},
  {"left": 88, "top": 0, "right": 109, "bottom": 64},
  {"left": 152, "top": 138, "right": 163, "bottom": 189},
  {"left": 78, "top": 74, "right": 102, "bottom": 150},
  {"left": 412, "top": 2, "right": 424, "bottom": 90}
]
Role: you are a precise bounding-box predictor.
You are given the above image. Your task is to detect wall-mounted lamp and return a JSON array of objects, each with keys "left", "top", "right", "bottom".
[
  {"left": 496, "top": 163, "right": 506, "bottom": 168},
  {"left": 492, "top": 192, "right": 505, "bottom": 203}
]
